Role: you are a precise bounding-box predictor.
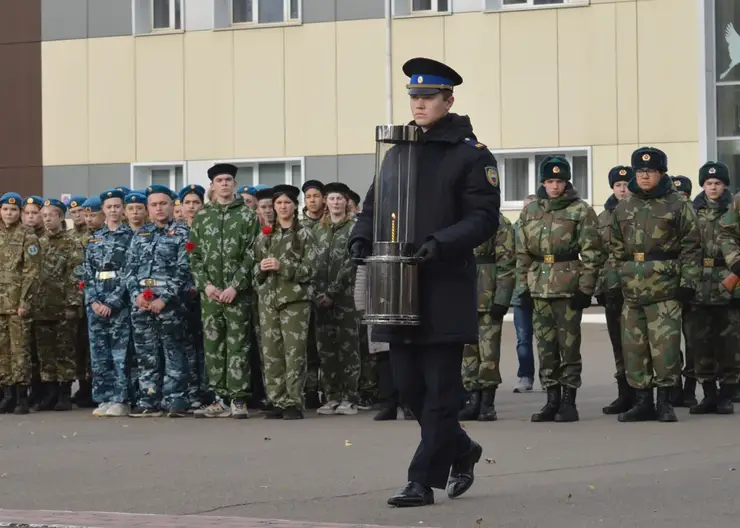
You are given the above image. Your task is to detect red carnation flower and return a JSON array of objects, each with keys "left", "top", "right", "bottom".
[
  {"left": 78, "top": 281, "right": 86, "bottom": 290},
  {"left": 185, "top": 241, "right": 195, "bottom": 253},
  {"left": 143, "top": 289, "right": 155, "bottom": 302},
  {"left": 261, "top": 225, "right": 273, "bottom": 236}
]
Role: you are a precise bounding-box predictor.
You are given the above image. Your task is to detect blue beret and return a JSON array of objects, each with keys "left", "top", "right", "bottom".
[
  {"left": 0, "top": 192, "right": 22, "bottom": 206},
  {"left": 82, "top": 197, "right": 102, "bottom": 212},
  {"left": 237, "top": 185, "right": 252, "bottom": 195},
  {"left": 115, "top": 186, "right": 132, "bottom": 195},
  {"left": 44, "top": 198, "right": 67, "bottom": 213},
  {"left": 23, "top": 196, "right": 45, "bottom": 208},
  {"left": 125, "top": 192, "right": 147, "bottom": 205},
  {"left": 253, "top": 184, "right": 270, "bottom": 192},
  {"left": 100, "top": 189, "right": 126, "bottom": 202},
  {"left": 67, "top": 195, "right": 87, "bottom": 209},
  {"left": 146, "top": 184, "right": 175, "bottom": 199},
  {"left": 179, "top": 184, "right": 205, "bottom": 201}
]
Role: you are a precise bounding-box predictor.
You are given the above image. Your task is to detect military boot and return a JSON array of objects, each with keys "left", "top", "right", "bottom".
[
  {"left": 669, "top": 377, "right": 686, "bottom": 407},
  {"left": 689, "top": 382, "right": 717, "bottom": 414},
  {"left": 33, "top": 382, "right": 58, "bottom": 412},
  {"left": 0, "top": 385, "right": 15, "bottom": 414},
  {"left": 458, "top": 391, "right": 481, "bottom": 421},
  {"left": 716, "top": 384, "right": 735, "bottom": 415},
  {"left": 13, "top": 385, "right": 30, "bottom": 415},
  {"left": 554, "top": 387, "right": 579, "bottom": 422},
  {"left": 602, "top": 375, "right": 635, "bottom": 415},
  {"left": 656, "top": 387, "right": 678, "bottom": 422},
  {"left": 304, "top": 390, "right": 321, "bottom": 410},
  {"left": 531, "top": 386, "right": 561, "bottom": 422},
  {"left": 618, "top": 388, "right": 657, "bottom": 422},
  {"left": 478, "top": 388, "right": 497, "bottom": 422},
  {"left": 681, "top": 378, "right": 698, "bottom": 408},
  {"left": 74, "top": 379, "right": 96, "bottom": 408},
  {"left": 55, "top": 382, "right": 73, "bottom": 411}
]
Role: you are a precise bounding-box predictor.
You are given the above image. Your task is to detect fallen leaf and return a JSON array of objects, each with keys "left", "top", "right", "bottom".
[
  {"left": 61, "top": 435, "right": 67, "bottom": 439},
  {"left": 588, "top": 485, "right": 596, "bottom": 490},
  {"left": 525, "top": 446, "right": 532, "bottom": 450},
  {"left": 73, "top": 432, "right": 78, "bottom": 437},
  {"left": 730, "top": 468, "right": 736, "bottom": 472},
  {"left": 476, "top": 518, "right": 483, "bottom": 526},
  {"left": 144, "top": 452, "right": 150, "bottom": 456},
  {"left": 0, "top": 473, "right": 8, "bottom": 478},
  {"left": 29, "top": 432, "right": 34, "bottom": 435},
  {"left": 567, "top": 493, "right": 572, "bottom": 500},
  {"left": 260, "top": 485, "right": 269, "bottom": 488},
  {"left": 345, "top": 440, "right": 352, "bottom": 447},
  {"left": 485, "top": 458, "right": 495, "bottom": 464},
  {"left": 264, "top": 437, "right": 271, "bottom": 441}
]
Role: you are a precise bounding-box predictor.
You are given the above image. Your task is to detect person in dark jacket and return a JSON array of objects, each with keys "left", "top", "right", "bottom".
[{"left": 349, "top": 57, "right": 500, "bottom": 508}]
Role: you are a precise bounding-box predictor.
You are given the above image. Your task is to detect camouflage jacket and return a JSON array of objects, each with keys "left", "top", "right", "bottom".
[
  {"left": 82, "top": 223, "right": 133, "bottom": 312},
  {"left": 124, "top": 220, "right": 190, "bottom": 307},
  {"left": 34, "top": 229, "right": 84, "bottom": 320},
  {"left": 474, "top": 213, "right": 515, "bottom": 311},
  {"left": 299, "top": 211, "right": 322, "bottom": 231},
  {"left": 313, "top": 216, "right": 356, "bottom": 301},
  {"left": 0, "top": 221, "right": 41, "bottom": 314},
  {"left": 717, "top": 191, "right": 740, "bottom": 299},
  {"left": 189, "top": 199, "right": 259, "bottom": 297},
  {"left": 70, "top": 224, "right": 90, "bottom": 248},
  {"left": 254, "top": 223, "right": 317, "bottom": 310},
  {"left": 516, "top": 184, "right": 603, "bottom": 298},
  {"left": 595, "top": 194, "right": 621, "bottom": 295},
  {"left": 690, "top": 190, "right": 734, "bottom": 305},
  {"left": 609, "top": 176, "right": 701, "bottom": 305}
]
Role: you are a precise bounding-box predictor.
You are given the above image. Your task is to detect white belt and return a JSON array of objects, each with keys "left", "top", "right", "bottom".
[
  {"left": 139, "top": 279, "right": 168, "bottom": 287},
  {"left": 96, "top": 271, "right": 117, "bottom": 280}
]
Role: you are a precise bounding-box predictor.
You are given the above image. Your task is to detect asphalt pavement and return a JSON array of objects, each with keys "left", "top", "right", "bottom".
[{"left": 1, "top": 322, "right": 740, "bottom": 528}]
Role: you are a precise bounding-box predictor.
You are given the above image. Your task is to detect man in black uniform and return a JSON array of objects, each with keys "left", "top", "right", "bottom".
[{"left": 349, "top": 57, "right": 501, "bottom": 507}]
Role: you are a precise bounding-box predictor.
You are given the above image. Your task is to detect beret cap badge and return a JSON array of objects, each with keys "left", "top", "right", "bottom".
[
  {"left": 107, "top": 192, "right": 113, "bottom": 197},
  {"left": 8, "top": 198, "right": 16, "bottom": 204},
  {"left": 27, "top": 198, "right": 33, "bottom": 204},
  {"left": 642, "top": 153, "right": 651, "bottom": 161},
  {"left": 44, "top": 200, "right": 51, "bottom": 206}
]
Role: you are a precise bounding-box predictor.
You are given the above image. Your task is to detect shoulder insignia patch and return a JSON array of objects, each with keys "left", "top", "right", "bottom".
[
  {"left": 463, "top": 137, "right": 487, "bottom": 150},
  {"left": 485, "top": 166, "right": 499, "bottom": 188},
  {"left": 28, "top": 245, "right": 39, "bottom": 256},
  {"left": 88, "top": 237, "right": 101, "bottom": 243},
  {"left": 138, "top": 232, "right": 152, "bottom": 237}
]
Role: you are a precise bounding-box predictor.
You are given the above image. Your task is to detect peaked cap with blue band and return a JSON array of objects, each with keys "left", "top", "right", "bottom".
[{"left": 403, "top": 57, "right": 463, "bottom": 96}]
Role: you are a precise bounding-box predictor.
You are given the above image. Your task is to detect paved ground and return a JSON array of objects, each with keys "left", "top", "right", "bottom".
[{"left": 2, "top": 322, "right": 740, "bottom": 528}]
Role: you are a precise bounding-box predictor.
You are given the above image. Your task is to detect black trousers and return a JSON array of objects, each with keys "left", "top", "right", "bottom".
[{"left": 390, "top": 343, "right": 472, "bottom": 490}]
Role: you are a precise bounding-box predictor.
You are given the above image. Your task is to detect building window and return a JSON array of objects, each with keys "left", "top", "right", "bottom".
[
  {"left": 492, "top": 149, "right": 590, "bottom": 210},
  {"left": 503, "top": 0, "right": 564, "bottom": 6},
  {"left": 485, "top": 0, "right": 586, "bottom": 11},
  {"left": 715, "top": 0, "right": 740, "bottom": 191},
  {"left": 411, "top": 0, "right": 449, "bottom": 13},
  {"left": 132, "top": 163, "right": 186, "bottom": 191},
  {"left": 152, "top": 0, "right": 182, "bottom": 30},
  {"left": 231, "top": 0, "right": 300, "bottom": 25}
]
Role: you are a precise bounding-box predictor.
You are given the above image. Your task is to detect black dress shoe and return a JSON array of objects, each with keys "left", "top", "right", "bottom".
[
  {"left": 387, "top": 482, "right": 434, "bottom": 507},
  {"left": 446, "top": 439, "right": 483, "bottom": 499}
]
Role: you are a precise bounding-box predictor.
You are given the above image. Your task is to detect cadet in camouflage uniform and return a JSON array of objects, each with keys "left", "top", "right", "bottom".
[
  {"left": 596, "top": 166, "right": 634, "bottom": 415},
  {"left": 459, "top": 214, "right": 515, "bottom": 422},
  {"left": 313, "top": 183, "right": 361, "bottom": 416},
  {"left": 67, "top": 195, "right": 88, "bottom": 244},
  {"left": 124, "top": 185, "right": 190, "bottom": 417},
  {"left": 189, "top": 164, "right": 259, "bottom": 419},
  {"left": 300, "top": 180, "right": 325, "bottom": 408},
  {"left": 83, "top": 197, "right": 105, "bottom": 235},
  {"left": 0, "top": 193, "right": 40, "bottom": 415},
  {"left": 22, "top": 196, "right": 46, "bottom": 406},
  {"left": 255, "top": 184, "right": 317, "bottom": 420},
  {"left": 609, "top": 148, "right": 701, "bottom": 423},
  {"left": 31, "top": 199, "right": 83, "bottom": 412},
  {"left": 517, "top": 156, "right": 602, "bottom": 423},
  {"left": 83, "top": 189, "right": 134, "bottom": 418}
]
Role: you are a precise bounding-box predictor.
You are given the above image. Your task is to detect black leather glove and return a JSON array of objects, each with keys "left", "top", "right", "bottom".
[
  {"left": 570, "top": 290, "right": 593, "bottom": 310},
  {"left": 675, "top": 287, "right": 695, "bottom": 304},
  {"left": 490, "top": 304, "right": 509, "bottom": 321},
  {"left": 518, "top": 291, "right": 533, "bottom": 310},
  {"left": 349, "top": 239, "right": 371, "bottom": 261},
  {"left": 595, "top": 294, "right": 606, "bottom": 307},
  {"left": 414, "top": 239, "right": 440, "bottom": 263}
]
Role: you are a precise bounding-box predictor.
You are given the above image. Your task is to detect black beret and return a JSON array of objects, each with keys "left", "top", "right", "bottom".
[
  {"left": 255, "top": 188, "right": 274, "bottom": 201},
  {"left": 631, "top": 147, "right": 667, "bottom": 172},
  {"left": 671, "top": 175, "right": 692, "bottom": 196},
  {"left": 699, "top": 161, "right": 730, "bottom": 187},
  {"left": 608, "top": 166, "right": 634, "bottom": 188},
  {"left": 324, "top": 182, "right": 351, "bottom": 196},
  {"left": 538, "top": 156, "right": 571, "bottom": 183},
  {"left": 272, "top": 184, "right": 301, "bottom": 203},
  {"left": 347, "top": 189, "right": 361, "bottom": 205},
  {"left": 302, "top": 180, "right": 325, "bottom": 194},
  {"left": 207, "top": 163, "right": 238, "bottom": 181}
]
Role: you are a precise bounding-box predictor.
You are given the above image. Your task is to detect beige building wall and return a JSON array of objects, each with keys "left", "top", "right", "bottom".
[{"left": 41, "top": 0, "right": 701, "bottom": 215}]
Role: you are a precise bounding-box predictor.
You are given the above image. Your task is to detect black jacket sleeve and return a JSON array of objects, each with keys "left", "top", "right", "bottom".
[
  {"left": 349, "top": 182, "right": 375, "bottom": 247},
  {"left": 431, "top": 152, "right": 501, "bottom": 258}
]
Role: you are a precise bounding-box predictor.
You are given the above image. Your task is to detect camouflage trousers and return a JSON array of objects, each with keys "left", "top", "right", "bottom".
[
  {"left": 131, "top": 305, "right": 189, "bottom": 410},
  {"left": 684, "top": 304, "right": 740, "bottom": 385},
  {"left": 358, "top": 323, "right": 378, "bottom": 397},
  {"left": 605, "top": 299, "right": 624, "bottom": 377},
  {"left": 260, "top": 300, "right": 311, "bottom": 409},
  {"left": 461, "top": 312, "right": 503, "bottom": 391},
  {"left": 532, "top": 298, "right": 583, "bottom": 389},
  {"left": 304, "top": 308, "right": 320, "bottom": 393},
  {"left": 201, "top": 297, "right": 251, "bottom": 401},
  {"left": 622, "top": 300, "right": 681, "bottom": 389},
  {"left": 75, "top": 312, "right": 91, "bottom": 381},
  {"left": 0, "top": 314, "right": 32, "bottom": 385},
  {"left": 183, "top": 296, "right": 207, "bottom": 402},
  {"left": 315, "top": 299, "right": 361, "bottom": 402},
  {"left": 35, "top": 318, "right": 77, "bottom": 382},
  {"left": 88, "top": 307, "right": 131, "bottom": 404}
]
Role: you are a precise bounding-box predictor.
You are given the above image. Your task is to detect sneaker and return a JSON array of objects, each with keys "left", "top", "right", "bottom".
[
  {"left": 129, "top": 406, "right": 164, "bottom": 418},
  {"left": 203, "top": 400, "right": 232, "bottom": 418},
  {"left": 513, "top": 377, "right": 534, "bottom": 393},
  {"left": 317, "top": 400, "right": 340, "bottom": 415},
  {"left": 283, "top": 406, "right": 304, "bottom": 420},
  {"left": 167, "top": 405, "right": 188, "bottom": 418},
  {"left": 106, "top": 403, "right": 130, "bottom": 417},
  {"left": 92, "top": 402, "right": 112, "bottom": 417},
  {"left": 193, "top": 401, "right": 219, "bottom": 418},
  {"left": 336, "top": 400, "right": 358, "bottom": 415},
  {"left": 357, "top": 396, "right": 375, "bottom": 411},
  {"left": 231, "top": 399, "right": 249, "bottom": 419}
]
